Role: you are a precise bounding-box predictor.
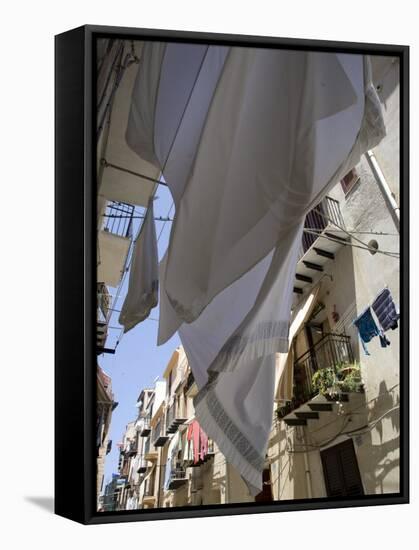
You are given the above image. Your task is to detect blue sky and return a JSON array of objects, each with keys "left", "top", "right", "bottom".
[{"left": 99, "top": 183, "right": 180, "bottom": 487}]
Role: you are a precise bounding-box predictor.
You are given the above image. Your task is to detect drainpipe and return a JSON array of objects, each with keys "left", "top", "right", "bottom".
[
  {"left": 364, "top": 150, "right": 400, "bottom": 232},
  {"left": 299, "top": 426, "right": 313, "bottom": 499}
]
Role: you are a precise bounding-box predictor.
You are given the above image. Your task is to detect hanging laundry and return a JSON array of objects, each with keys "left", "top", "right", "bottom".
[
  {"left": 187, "top": 420, "right": 201, "bottom": 464},
  {"left": 128, "top": 44, "right": 385, "bottom": 329},
  {"left": 182, "top": 431, "right": 190, "bottom": 462},
  {"left": 199, "top": 426, "right": 208, "bottom": 461},
  {"left": 353, "top": 307, "right": 384, "bottom": 355},
  {"left": 379, "top": 333, "right": 391, "bottom": 348},
  {"left": 163, "top": 431, "right": 179, "bottom": 490},
  {"left": 118, "top": 199, "right": 158, "bottom": 333},
  {"left": 128, "top": 45, "right": 386, "bottom": 494},
  {"left": 372, "top": 288, "right": 400, "bottom": 331}
]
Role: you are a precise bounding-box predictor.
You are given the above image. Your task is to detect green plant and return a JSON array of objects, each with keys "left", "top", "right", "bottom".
[
  {"left": 312, "top": 362, "right": 362, "bottom": 396},
  {"left": 312, "top": 367, "right": 336, "bottom": 395},
  {"left": 338, "top": 363, "right": 363, "bottom": 392}
]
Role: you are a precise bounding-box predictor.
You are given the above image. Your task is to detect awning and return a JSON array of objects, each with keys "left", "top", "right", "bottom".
[{"left": 275, "top": 285, "right": 321, "bottom": 403}]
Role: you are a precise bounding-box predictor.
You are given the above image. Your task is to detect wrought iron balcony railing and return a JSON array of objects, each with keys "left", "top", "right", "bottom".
[
  {"left": 168, "top": 468, "right": 188, "bottom": 490},
  {"left": 277, "top": 333, "right": 355, "bottom": 417},
  {"left": 166, "top": 401, "right": 188, "bottom": 434},
  {"left": 126, "top": 439, "right": 137, "bottom": 456},
  {"left": 301, "top": 196, "right": 345, "bottom": 255},
  {"left": 152, "top": 420, "right": 169, "bottom": 447},
  {"left": 102, "top": 201, "right": 135, "bottom": 238},
  {"left": 139, "top": 417, "right": 151, "bottom": 437}
]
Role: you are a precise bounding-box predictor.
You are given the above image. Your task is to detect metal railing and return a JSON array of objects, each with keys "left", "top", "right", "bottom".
[
  {"left": 166, "top": 400, "right": 187, "bottom": 433},
  {"left": 301, "top": 196, "right": 345, "bottom": 255},
  {"left": 143, "top": 437, "right": 151, "bottom": 456},
  {"left": 103, "top": 201, "right": 135, "bottom": 238},
  {"left": 171, "top": 468, "right": 187, "bottom": 481},
  {"left": 278, "top": 333, "right": 354, "bottom": 416},
  {"left": 139, "top": 416, "right": 151, "bottom": 436},
  {"left": 153, "top": 420, "right": 162, "bottom": 444},
  {"left": 126, "top": 439, "right": 137, "bottom": 456}
]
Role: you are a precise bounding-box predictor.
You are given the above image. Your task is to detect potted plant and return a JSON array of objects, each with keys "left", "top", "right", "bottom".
[{"left": 312, "top": 361, "right": 363, "bottom": 397}]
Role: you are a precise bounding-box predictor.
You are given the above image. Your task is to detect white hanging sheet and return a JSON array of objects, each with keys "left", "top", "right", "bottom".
[{"left": 118, "top": 200, "right": 158, "bottom": 332}]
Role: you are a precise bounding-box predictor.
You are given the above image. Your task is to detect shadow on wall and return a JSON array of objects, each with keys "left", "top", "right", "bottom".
[
  {"left": 269, "top": 384, "right": 400, "bottom": 499},
  {"left": 356, "top": 380, "right": 400, "bottom": 495}
]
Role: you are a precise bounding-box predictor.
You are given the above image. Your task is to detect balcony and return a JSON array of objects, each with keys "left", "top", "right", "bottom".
[
  {"left": 143, "top": 438, "right": 158, "bottom": 461},
  {"left": 166, "top": 402, "right": 188, "bottom": 434},
  {"left": 168, "top": 468, "right": 188, "bottom": 490},
  {"left": 185, "top": 371, "right": 198, "bottom": 397},
  {"left": 97, "top": 201, "right": 134, "bottom": 289},
  {"left": 126, "top": 439, "right": 137, "bottom": 456},
  {"left": 102, "top": 201, "right": 135, "bottom": 238},
  {"left": 184, "top": 438, "right": 216, "bottom": 468},
  {"left": 139, "top": 417, "right": 151, "bottom": 437},
  {"left": 294, "top": 196, "right": 349, "bottom": 295},
  {"left": 137, "top": 458, "right": 147, "bottom": 474},
  {"left": 152, "top": 420, "right": 169, "bottom": 447},
  {"left": 277, "top": 333, "right": 362, "bottom": 425}
]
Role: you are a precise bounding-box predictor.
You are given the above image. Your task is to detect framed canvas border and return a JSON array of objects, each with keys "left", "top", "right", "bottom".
[{"left": 54, "top": 24, "right": 409, "bottom": 525}]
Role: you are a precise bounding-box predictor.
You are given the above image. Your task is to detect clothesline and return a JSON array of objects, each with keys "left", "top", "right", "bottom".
[
  {"left": 103, "top": 213, "right": 174, "bottom": 222},
  {"left": 102, "top": 200, "right": 399, "bottom": 239},
  {"left": 304, "top": 227, "right": 399, "bottom": 237},
  {"left": 303, "top": 228, "right": 400, "bottom": 258},
  {"left": 313, "top": 208, "right": 400, "bottom": 258},
  {"left": 100, "top": 158, "right": 169, "bottom": 187}
]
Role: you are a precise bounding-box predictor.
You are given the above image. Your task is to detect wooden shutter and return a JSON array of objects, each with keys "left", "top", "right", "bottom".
[
  {"left": 340, "top": 169, "right": 359, "bottom": 195},
  {"left": 320, "top": 439, "right": 364, "bottom": 497}
]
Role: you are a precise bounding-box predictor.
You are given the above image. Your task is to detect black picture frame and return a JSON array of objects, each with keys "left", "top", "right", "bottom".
[{"left": 55, "top": 24, "right": 409, "bottom": 525}]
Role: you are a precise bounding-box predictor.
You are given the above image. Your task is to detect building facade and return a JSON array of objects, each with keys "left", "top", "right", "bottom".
[{"left": 96, "top": 366, "right": 117, "bottom": 505}]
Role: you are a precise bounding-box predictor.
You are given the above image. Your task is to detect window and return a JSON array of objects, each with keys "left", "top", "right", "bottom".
[
  {"left": 340, "top": 168, "right": 360, "bottom": 195},
  {"left": 320, "top": 439, "right": 364, "bottom": 497}
]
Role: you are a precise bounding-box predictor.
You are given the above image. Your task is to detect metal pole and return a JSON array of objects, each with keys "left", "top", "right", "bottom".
[{"left": 365, "top": 150, "right": 400, "bottom": 232}]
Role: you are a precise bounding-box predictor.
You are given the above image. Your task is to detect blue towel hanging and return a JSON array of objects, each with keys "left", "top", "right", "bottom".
[{"left": 353, "top": 307, "right": 386, "bottom": 355}]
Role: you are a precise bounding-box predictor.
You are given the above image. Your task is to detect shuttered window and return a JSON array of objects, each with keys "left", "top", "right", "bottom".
[
  {"left": 340, "top": 168, "right": 360, "bottom": 195},
  {"left": 320, "top": 439, "right": 364, "bottom": 497}
]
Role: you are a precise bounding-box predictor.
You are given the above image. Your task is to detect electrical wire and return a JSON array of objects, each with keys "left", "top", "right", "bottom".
[
  {"left": 305, "top": 227, "right": 399, "bottom": 237},
  {"left": 303, "top": 228, "right": 400, "bottom": 258},
  {"left": 315, "top": 207, "right": 400, "bottom": 258}
]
